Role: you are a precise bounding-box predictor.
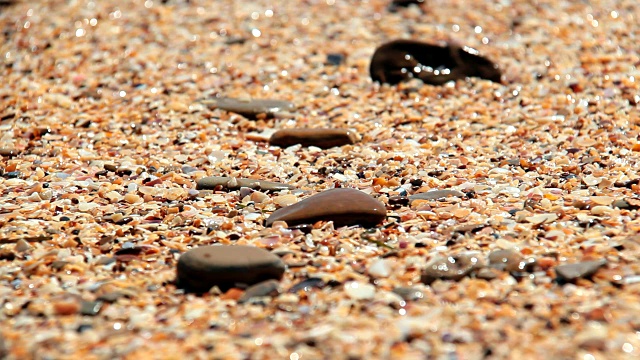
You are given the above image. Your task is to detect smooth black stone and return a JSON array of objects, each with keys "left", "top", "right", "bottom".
[{"left": 370, "top": 39, "right": 502, "bottom": 85}]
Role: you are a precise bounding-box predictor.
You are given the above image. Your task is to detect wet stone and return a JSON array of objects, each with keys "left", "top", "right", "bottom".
[
  {"left": 202, "top": 97, "right": 295, "bottom": 119},
  {"left": 555, "top": 259, "right": 607, "bottom": 283},
  {"left": 177, "top": 245, "right": 286, "bottom": 293},
  {"left": 421, "top": 253, "right": 482, "bottom": 284},
  {"left": 388, "top": 195, "right": 410, "bottom": 206},
  {"left": 265, "top": 188, "right": 387, "bottom": 228},
  {"left": 269, "top": 128, "right": 358, "bottom": 149},
  {"left": 103, "top": 163, "right": 119, "bottom": 172},
  {"left": 409, "top": 189, "right": 465, "bottom": 202},
  {"left": 370, "top": 39, "right": 502, "bottom": 85},
  {"left": 196, "top": 176, "right": 294, "bottom": 192},
  {"left": 237, "top": 279, "right": 280, "bottom": 304}
]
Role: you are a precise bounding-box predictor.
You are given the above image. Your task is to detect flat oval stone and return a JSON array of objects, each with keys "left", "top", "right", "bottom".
[
  {"left": 196, "top": 176, "right": 294, "bottom": 192},
  {"left": 177, "top": 245, "right": 285, "bottom": 293},
  {"left": 555, "top": 259, "right": 606, "bottom": 283},
  {"left": 265, "top": 188, "right": 386, "bottom": 228},
  {"left": 421, "top": 253, "right": 482, "bottom": 284},
  {"left": 409, "top": 189, "right": 465, "bottom": 202},
  {"left": 269, "top": 128, "right": 358, "bottom": 149},
  {"left": 370, "top": 40, "right": 502, "bottom": 85},
  {"left": 203, "top": 97, "right": 295, "bottom": 119}
]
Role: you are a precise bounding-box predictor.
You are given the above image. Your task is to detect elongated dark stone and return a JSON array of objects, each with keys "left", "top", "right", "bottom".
[
  {"left": 370, "top": 40, "right": 502, "bottom": 85},
  {"left": 269, "top": 128, "right": 358, "bottom": 149},
  {"left": 266, "top": 188, "right": 386, "bottom": 228}
]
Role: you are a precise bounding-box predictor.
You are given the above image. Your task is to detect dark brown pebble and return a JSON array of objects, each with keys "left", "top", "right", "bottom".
[
  {"left": 104, "top": 164, "right": 119, "bottom": 172},
  {"left": 389, "top": 195, "right": 410, "bottom": 206},
  {"left": 203, "top": 97, "right": 295, "bottom": 119},
  {"left": 370, "top": 39, "right": 502, "bottom": 85},
  {"left": 265, "top": 188, "right": 387, "bottom": 228},
  {"left": 116, "top": 168, "right": 133, "bottom": 176},
  {"left": 196, "top": 176, "right": 294, "bottom": 192},
  {"left": 0, "top": 249, "right": 15, "bottom": 260},
  {"left": 115, "top": 216, "right": 133, "bottom": 225},
  {"left": 115, "top": 247, "right": 142, "bottom": 256},
  {"left": 269, "top": 128, "right": 358, "bottom": 149},
  {"left": 237, "top": 279, "right": 280, "bottom": 304},
  {"left": 555, "top": 259, "right": 607, "bottom": 283},
  {"left": 177, "top": 245, "right": 286, "bottom": 293},
  {"left": 614, "top": 179, "right": 640, "bottom": 188}
]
